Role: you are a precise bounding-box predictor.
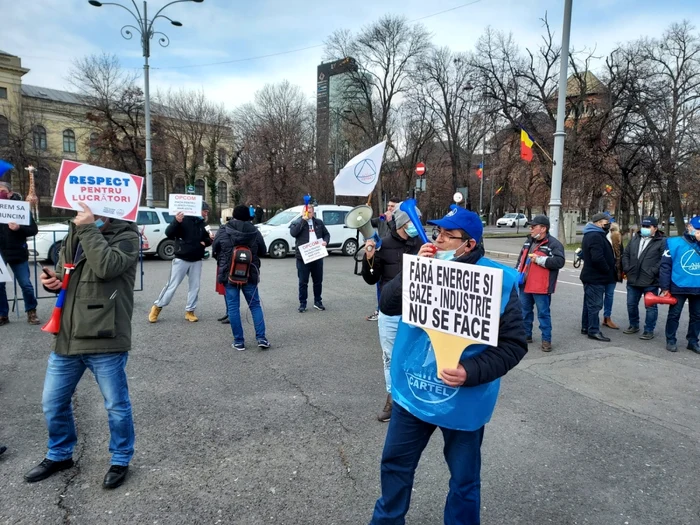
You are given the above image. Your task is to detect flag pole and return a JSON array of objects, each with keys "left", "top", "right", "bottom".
[
  {"left": 533, "top": 140, "right": 556, "bottom": 165},
  {"left": 368, "top": 136, "right": 389, "bottom": 207}
]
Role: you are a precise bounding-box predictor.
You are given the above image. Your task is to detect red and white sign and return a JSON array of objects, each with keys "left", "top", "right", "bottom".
[
  {"left": 415, "top": 162, "right": 426, "bottom": 177},
  {"left": 52, "top": 161, "right": 144, "bottom": 222}
]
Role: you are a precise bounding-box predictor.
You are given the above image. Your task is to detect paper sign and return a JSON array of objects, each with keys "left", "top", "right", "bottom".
[
  {"left": 52, "top": 160, "right": 144, "bottom": 222},
  {"left": 168, "top": 194, "right": 203, "bottom": 217},
  {"left": 0, "top": 200, "right": 31, "bottom": 226},
  {"left": 402, "top": 255, "right": 503, "bottom": 346},
  {"left": 0, "top": 255, "right": 12, "bottom": 283},
  {"left": 298, "top": 240, "right": 328, "bottom": 264}
]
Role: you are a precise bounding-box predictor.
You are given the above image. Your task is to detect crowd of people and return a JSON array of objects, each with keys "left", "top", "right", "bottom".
[{"left": 1, "top": 187, "right": 699, "bottom": 524}]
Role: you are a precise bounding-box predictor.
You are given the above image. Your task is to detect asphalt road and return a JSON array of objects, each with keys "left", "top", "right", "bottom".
[{"left": 1, "top": 247, "right": 699, "bottom": 525}]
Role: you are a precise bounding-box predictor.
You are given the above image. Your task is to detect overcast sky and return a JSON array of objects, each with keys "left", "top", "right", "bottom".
[{"left": 4, "top": 0, "right": 700, "bottom": 109}]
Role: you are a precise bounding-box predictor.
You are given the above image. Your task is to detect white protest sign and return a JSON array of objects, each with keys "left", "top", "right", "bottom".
[
  {"left": 0, "top": 200, "right": 31, "bottom": 226},
  {"left": 402, "top": 255, "right": 503, "bottom": 347},
  {"left": 52, "top": 160, "right": 144, "bottom": 221},
  {"left": 298, "top": 240, "right": 328, "bottom": 264},
  {"left": 168, "top": 193, "right": 203, "bottom": 217},
  {"left": 0, "top": 255, "right": 12, "bottom": 283}
]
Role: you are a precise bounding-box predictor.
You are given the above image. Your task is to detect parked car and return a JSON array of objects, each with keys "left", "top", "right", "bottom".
[
  {"left": 496, "top": 213, "right": 528, "bottom": 228},
  {"left": 256, "top": 204, "right": 358, "bottom": 259},
  {"left": 26, "top": 207, "right": 189, "bottom": 263}
]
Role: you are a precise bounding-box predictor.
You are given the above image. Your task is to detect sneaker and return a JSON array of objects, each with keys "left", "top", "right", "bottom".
[
  {"left": 639, "top": 331, "right": 654, "bottom": 340},
  {"left": 366, "top": 310, "right": 379, "bottom": 321},
  {"left": 27, "top": 309, "right": 40, "bottom": 325},
  {"left": 232, "top": 342, "right": 245, "bottom": 351},
  {"left": 541, "top": 341, "right": 552, "bottom": 352},
  {"left": 0, "top": 317, "right": 8, "bottom": 326},
  {"left": 257, "top": 338, "right": 271, "bottom": 349},
  {"left": 298, "top": 305, "right": 306, "bottom": 313},
  {"left": 313, "top": 302, "right": 326, "bottom": 311},
  {"left": 377, "top": 394, "right": 392, "bottom": 422},
  {"left": 526, "top": 336, "right": 533, "bottom": 344},
  {"left": 688, "top": 344, "right": 700, "bottom": 354},
  {"left": 623, "top": 326, "right": 640, "bottom": 334},
  {"left": 148, "top": 305, "right": 162, "bottom": 323},
  {"left": 185, "top": 311, "right": 198, "bottom": 322},
  {"left": 666, "top": 343, "right": 678, "bottom": 352}
]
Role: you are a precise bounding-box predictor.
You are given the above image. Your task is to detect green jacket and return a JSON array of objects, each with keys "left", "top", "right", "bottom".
[{"left": 51, "top": 220, "right": 139, "bottom": 356}]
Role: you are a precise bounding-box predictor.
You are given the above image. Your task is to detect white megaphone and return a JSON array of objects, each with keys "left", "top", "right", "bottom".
[{"left": 344, "top": 205, "right": 382, "bottom": 252}]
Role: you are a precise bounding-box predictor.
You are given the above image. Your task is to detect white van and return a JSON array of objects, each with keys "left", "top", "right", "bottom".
[{"left": 257, "top": 205, "right": 358, "bottom": 258}]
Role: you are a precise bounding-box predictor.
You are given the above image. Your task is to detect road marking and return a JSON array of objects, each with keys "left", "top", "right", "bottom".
[{"left": 558, "top": 280, "right": 627, "bottom": 294}]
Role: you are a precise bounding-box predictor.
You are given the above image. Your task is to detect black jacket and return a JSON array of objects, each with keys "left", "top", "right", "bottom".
[
  {"left": 165, "top": 216, "right": 212, "bottom": 262},
  {"left": 371, "top": 216, "right": 395, "bottom": 239},
  {"left": 0, "top": 207, "right": 38, "bottom": 264},
  {"left": 379, "top": 245, "right": 528, "bottom": 387},
  {"left": 212, "top": 219, "right": 266, "bottom": 285},
  {"left": 362, "top": 230, "right": 420, "bottom": 289},
  {"left": 289, "top": 217, "right": 330, "bottom": 259},
  {"left": 579, "top": 224, "right": 616, "bottom": 285},
  {"left": 622, "top": 231, "right": 665, "bottom": 288}
]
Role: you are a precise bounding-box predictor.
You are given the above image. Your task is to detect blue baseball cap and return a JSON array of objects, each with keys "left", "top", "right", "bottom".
[
  {"left": 427, "top": 205, "right": 483, "bottom": 242},
  {"left": 690, "top": 216, "right": 700, "bottom": 229}
]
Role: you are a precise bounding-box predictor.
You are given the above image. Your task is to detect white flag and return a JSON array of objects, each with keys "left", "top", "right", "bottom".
[{"left": 333, "top": 141, "right": 386, "bottom": 197}]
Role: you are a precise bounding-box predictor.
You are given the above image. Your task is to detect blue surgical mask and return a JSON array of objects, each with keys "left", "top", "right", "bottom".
[
  {"left": 434, "top": 249, "right": 457, "bottom": 261},
  {"left": 95, "top": 219, "right": 105, "bottom": 228},
  {"left": 640, "top": 227, "right": 651, "bottom": 237},
  {"left": 404, "top": 223, "right": 419, "bottom": 238}
]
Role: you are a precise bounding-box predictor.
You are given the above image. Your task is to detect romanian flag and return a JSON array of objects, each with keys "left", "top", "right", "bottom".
[
  {"left": 476, "top": 163, "right": 483, "bottom": 179},
  {"left": 520, "top": 130, "right": 534, "bottom": 162}
]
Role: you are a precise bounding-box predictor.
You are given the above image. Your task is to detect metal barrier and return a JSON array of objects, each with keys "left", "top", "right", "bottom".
[{"left": 7, "top": 229, "right": 145, "bottom": 317}]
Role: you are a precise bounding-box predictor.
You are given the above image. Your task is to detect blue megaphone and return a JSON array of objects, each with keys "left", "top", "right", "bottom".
[{"left": 399, "top": 199, "right": 429, "bottom": 245}]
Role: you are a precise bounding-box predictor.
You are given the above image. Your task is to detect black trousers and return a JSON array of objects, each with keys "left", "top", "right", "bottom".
[{"left": 297, "top": 258, "right": 323, "bottom": 305}]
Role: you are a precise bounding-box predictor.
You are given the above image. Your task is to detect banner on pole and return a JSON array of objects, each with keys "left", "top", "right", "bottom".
[
  {"left": 52, "top": 161, "right": 144, "bottom": 222},
  {"left": 0, "top": 200, "right": 31, "bottom": 226},
  {"left": 333, "top": 141, "right": 386, "bottom": 197}
]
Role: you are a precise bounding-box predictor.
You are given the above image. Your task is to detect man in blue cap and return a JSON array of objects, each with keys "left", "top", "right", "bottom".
[
  {"left": 369, "top": 205, "right": 528, "bottom": 525},
  {"left": 660, "top": 215, "right": 700, "bottom": 353}
]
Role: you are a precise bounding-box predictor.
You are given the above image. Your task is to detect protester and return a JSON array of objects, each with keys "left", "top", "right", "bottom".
[
  {"left": 361, "top": 203, "right": 421, "bottom": 422},
  {"left": 149, "top": 202, "right": 212, "bottom": 323},
  {"left": 248, "top": 204, "right": 255, "bottom": 221},
  {"left": 660, "top": 216, "right": 700, "bottom": 353},
  {"left": 26, "top": 202, "right": 138, "bottom": 489},
  {"left": 580, "top": 212, "right": 616, "bottom": 341},
  {"left": 368, "top": 205, "right": 528, "bottom": 524},
  {"left": 255, "top": 205, "right": 264, "bottom": 225},
  {"left": 602, "top": 221, "right": 624, "bottom": 329},
  {"left": 515, "top": 215, "right": 565, "bottom": 351},
  {"left": 622, "top": 217, "right": 664, "bottom": 340},
  {"left": 290, "top": 204, "right": 330, "bottom": 312},
  {"left": 366, "top": 198, "right": 399, "bottom": 322},
  {"left": 0, "top": 181, "right": 40, "bottom": 326},
  {"left": 213, "top": 205, "right": 270, "bottom": 350}
]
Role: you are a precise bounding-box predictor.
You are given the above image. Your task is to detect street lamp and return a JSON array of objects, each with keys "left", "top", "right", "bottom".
[{"left": 88, "top": 0, "right": 204, "bottom": 208}]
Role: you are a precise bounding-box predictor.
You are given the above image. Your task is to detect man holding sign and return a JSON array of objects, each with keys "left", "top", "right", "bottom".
[
  {"left": 290, "top": 204, "right": 330, "bottom": 312},
  {"left": 369, "top": 206, "right": 528, "bottom": 525},
  {"left": 0, "top": 181, "right": 40, "bottom": 326}
]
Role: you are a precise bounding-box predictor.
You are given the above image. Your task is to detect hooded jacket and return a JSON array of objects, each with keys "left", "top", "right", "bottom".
[
  {"left": 165, "top": 216, "right": 212, "bottom": 262},
  {"left": 622, "top": 231, "right": 664, "bottom": 288},
  {"left": 580, "top": 223, "right": 616, "bottom": 285},
  {"left": 362, "top": 229, "right": 420, "bottom": 289},
  {"left": 212, "top": 219, "right": 266, "bottom": 285},
  {"left": 659, "top": 233, "right": 700, "bottom": 295},
  {"left": 0, "top": 194, "right": 38, "bottom": 264},
  {"left": 515, "top": 233, "right": 565, "bottom": 294},
  {"left": 48, "top": 220, "right": 139, "bottom": 356}
]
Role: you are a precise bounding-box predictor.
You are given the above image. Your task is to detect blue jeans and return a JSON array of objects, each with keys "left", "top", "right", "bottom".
[
  {"left": 626, "top": 285, "right": 659, "bottom": 333},
  {"left": 581, "top": 284, "right": 605, "bottom": 335},
  {"left": 665, "top": 294, "right": 700, "bottom": 347},
  {"left": 519, "top": 291, "right": 552, "bottom": 342},
  {"left": 42, "top": 352, "right": 134, "bottom": 466},
  {"left": 0, "top": 261, "right": 38, "bottom": 317},
  {"left": 370, "top": 403, "right": 484, "bottom": 525},
  {"left": 225, "top": 283, "right": 266, "bottom": 345},
  {"left": 603, "top": 282, "right": 616, "bottom": 318},
  {"left": 377, "top": 313, "right": 400, "bottom": 393},
  {"left": 296, "top": 258, "right": 323, "bottom": 306}
]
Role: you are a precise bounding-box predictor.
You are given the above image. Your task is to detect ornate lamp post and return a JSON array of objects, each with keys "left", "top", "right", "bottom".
[{"left": 88, "top": 0, "right": 204, "bottom": 207}]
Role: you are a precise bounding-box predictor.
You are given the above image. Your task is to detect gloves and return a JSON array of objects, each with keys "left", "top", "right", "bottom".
[{"left": 535, "top": 256, "right": 548, "bottom": 267}]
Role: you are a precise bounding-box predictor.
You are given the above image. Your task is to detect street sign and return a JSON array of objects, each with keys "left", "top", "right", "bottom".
[
  {"left": 186, "top": 185, "right": 195, "bottom": 194},
  {"left": 415, "top": 162, "right": 426, "bottom": 177}
]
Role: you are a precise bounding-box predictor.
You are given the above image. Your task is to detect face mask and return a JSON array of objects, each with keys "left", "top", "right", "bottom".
[
  {"left": 404, "top": 223, "right": 419, "bottom": 238},
  {"left": 0, "top": 191, "right": 9, "bottom": 200},
  {"left": 434, "top": 239, "right": 470, "bottom": 261},
  {"left": 640, "top": 227, "right": 651, "bottom": 237},
  {"left": 602, "top": 223, "right": 611, "bottom": 232},
  {"left": 95, "top": 219, "right": 105, "bottom": 228}
]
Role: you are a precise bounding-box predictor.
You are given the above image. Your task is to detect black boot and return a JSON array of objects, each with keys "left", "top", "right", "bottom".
[
  {"left": 103, "top": 465, "right": 129, "bottom": 489},
  {"left": 25, "top": 458, "right": 74, "bottom": 482}
]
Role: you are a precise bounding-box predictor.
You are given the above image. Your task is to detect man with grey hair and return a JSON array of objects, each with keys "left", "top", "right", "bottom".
[{"left": 362, "top": 203, "right": 422, "bottom": 421}]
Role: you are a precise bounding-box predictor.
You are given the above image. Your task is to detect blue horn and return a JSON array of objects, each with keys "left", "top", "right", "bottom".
[{"left": 400, "top": 199, "right": 429, "bottom": 245}]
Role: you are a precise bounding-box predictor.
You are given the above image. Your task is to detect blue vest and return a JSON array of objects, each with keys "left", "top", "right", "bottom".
[
  {"left": 391, "top": 257, "right": 519, "bottom": 431},
  {"left": 666, "top": 236, "right": 700, "bottom": 291}
]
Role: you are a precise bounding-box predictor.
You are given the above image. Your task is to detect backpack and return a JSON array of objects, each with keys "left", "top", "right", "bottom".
[{"left": 228, "top": 245, "right": 253, "bottom": 286}]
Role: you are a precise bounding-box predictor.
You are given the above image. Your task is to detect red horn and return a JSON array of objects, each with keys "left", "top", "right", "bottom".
[
  {"left": 644, "top": 292, "right": 677, "bottom": 309},
  {"left": 41, "top": 264, "right": 75, "bottom": 335}
]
